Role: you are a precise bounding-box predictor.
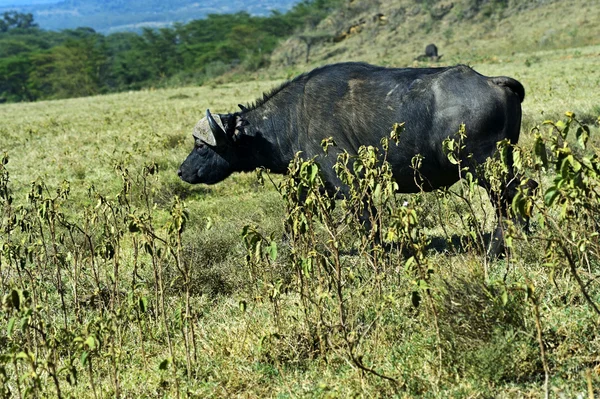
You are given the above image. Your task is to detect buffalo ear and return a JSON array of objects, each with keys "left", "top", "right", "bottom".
[{"left": 206, "top": 109, "right": 229, "bottom": 148}]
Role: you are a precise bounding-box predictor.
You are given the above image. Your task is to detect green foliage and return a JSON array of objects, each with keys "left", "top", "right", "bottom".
[
  {"left": 0, "top": 1, "right": 342, "bottom": 102},
  {"left": 238, "top": 113, "right": 600, "bottom": 395},
  {"left": 0, "top": 11, "right": 37, "bottom": 32},
  {"left": 0, "top": 54, "right": 34, "bottom": 101}
]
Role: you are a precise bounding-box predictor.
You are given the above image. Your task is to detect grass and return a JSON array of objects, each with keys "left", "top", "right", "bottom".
[{"left": 1, "top": 17, "right": 600, "bottom": 399}]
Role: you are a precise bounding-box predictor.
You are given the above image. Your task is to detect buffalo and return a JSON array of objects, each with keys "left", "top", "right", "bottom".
[
  {"left": 415, "top": 43, "right": 442, "bottom": 62},
  {"left": 178, "top": 62, "right": 535, "bottom": 254},
  {"left": 425, "top": 43, "right": 439, "bottom": 58}
]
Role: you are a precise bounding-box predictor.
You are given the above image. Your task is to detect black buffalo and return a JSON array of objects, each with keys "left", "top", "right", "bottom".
[
  {"left": 425, "top": 43, "right": 439, "bottom": 58},
  {"left": 178, "top": 62, "right": 535, "bottom": 253},
  {"left": 416, "top": 43, "right": 442, "bottom": 62}
]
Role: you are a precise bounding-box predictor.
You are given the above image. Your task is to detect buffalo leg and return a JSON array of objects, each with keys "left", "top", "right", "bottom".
[{"left": 476, "top": 166, "right": 538, "bottom": 257}]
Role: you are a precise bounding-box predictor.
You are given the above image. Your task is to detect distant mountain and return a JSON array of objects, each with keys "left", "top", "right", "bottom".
[{"left": 0, "top": 0, "right": 300, "bottom": 33}]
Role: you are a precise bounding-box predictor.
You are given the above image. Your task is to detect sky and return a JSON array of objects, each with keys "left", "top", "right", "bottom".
[
  {"left": 0, "top": 0, "right": 299, "bottom": 32},
  {"left": 0, "top": 0, "right": 61, "bottom": 5}
]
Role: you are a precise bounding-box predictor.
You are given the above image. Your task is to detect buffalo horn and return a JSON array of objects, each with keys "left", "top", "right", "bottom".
[{"left": 206, "top": 109, "right": 229, "bottom": 147}]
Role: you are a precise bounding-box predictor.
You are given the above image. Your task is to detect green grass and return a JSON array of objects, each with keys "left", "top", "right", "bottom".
[{"left": 1, "top": 32, "right": 600, "bottom": 399}]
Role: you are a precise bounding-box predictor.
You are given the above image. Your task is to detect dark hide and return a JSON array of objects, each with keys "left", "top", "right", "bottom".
[
  {"left": 178, "top": 62, "right": 535, "bottom": 254},
  {"left": 425, "top": 43, "right": 438, "bottom": 57},
  {"left": 415, "top": 43, "right": 442, "bottom": 61}
]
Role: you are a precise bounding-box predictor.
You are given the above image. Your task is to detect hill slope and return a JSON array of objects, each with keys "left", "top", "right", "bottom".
[
  {"left": 268, "top": 0, "right": 599, "bottom": 69},
  {"left": 0, "top": 0, "right": 300, "bottom": 32}
]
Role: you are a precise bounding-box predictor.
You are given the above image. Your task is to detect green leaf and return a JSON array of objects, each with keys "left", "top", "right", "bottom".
[
  {"left": 309, "top": 164, "right": 318, "bottom": 183},
  {"left": 498, "top": 139, "right": 511, "bottom": 171},
  {"left": 544, "top": 187, "right": 560, "bottom": 206},
  {"left": 302, "top": 257, "right": 312, "bottom": 276},
  {"left": 511, "top": 192, "right": 525, "bottom": 217},
  {"left": 447, "top": 152, "right": 459, "bottom": 165},
  {"left": 254, "top": 240, "right": 262, "bottom": 260},
  {"left": 385, "top": 228, "right": 397, "bottom": 243},
  {"left": 576, "top": 125, "right": 589, "bottom": 149},
  {"left": 7, "top": 317, "right": 16, "bottom": 337},
  {"left": 442, "top": 138, "right": 459, "bottom": 164},
  {"left": 84, "top": 335, "right": 97, "bottom": 351},
  {"left": 404, "top": 256, "right": 415, "bottom": 271},
  {"left": 501, "top": 289, "right": 508, "bottom": 306},
  {"left": 19, "top": 315, "right": 29, "bottom": 331},
  {"left": 80, "top": 351, "right": 89, "bottom": 366},
  {"left": 526, "top": 284, "right": 535, "bottom": 299},
  {"left": 373, "top": 183, "right": 381, "bottom": 199},
  {"left": 239, "top": 300, "right": 247, "bottom": 313},
  {"left": 513, "top": 147, "right": 522, "bottom": 171},
  {"left": 533, "top": 135, "right": 548, "bottom": 169},
  {"left": 560, "top": 156, "right": 572, "bottom": 177},
  {"left": 567, "top": 154, "right": 581, "bottom": 172},
  {"left": 505, "top": 234, "right": 513, "bottom": 248},
  {"left": 267, "top": 241, "right": 277, "bottom": 262}
]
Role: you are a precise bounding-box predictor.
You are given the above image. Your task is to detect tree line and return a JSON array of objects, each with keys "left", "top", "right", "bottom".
[{"left": 0, "top": 1, "right": 340, "bottom": 103}]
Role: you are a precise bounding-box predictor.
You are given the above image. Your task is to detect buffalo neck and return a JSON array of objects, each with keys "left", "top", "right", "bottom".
[{"left": 237, "top": 83, "right": 307, "bottom": 174}]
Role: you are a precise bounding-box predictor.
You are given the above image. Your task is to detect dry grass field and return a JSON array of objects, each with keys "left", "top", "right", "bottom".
[{"left": 1, "top": 3, "right": 600, "bottom": 397}]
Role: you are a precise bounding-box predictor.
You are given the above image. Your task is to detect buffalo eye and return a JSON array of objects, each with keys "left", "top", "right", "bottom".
[{"left": 195, "top": 141, "right": 206, "bottom": 151}]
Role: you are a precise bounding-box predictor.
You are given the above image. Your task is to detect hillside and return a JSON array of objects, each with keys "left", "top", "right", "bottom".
[
  {"left": 2, "top": 0, "right": 597, "bottom": 104},
  {"left": 0, "top": 0, "right": 300, "bottom": 32},
  {"left": 267, "top": 0, "right": 599, "bottom": 69}
]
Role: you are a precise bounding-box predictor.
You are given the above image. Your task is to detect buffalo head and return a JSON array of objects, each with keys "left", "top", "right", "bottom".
[{"left": 178, "top": 109, "right": 244, "bottom": 184}]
